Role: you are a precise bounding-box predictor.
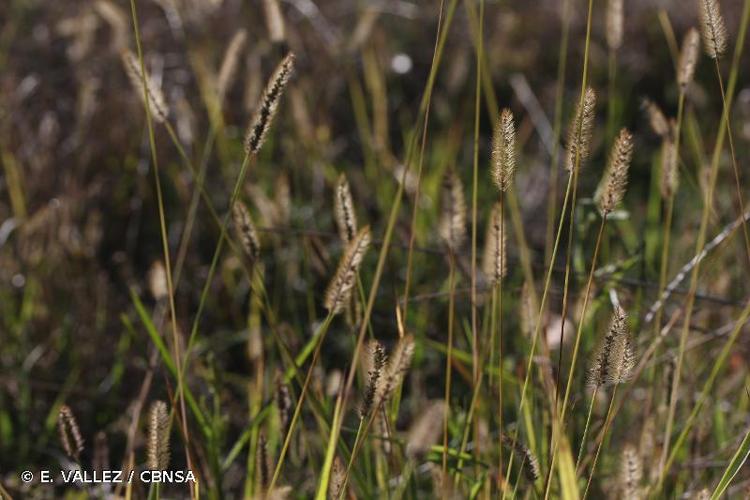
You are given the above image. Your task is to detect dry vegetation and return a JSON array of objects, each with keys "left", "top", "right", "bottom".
[{"left": 2, "top": 0, "right": 750, "bottom": 498}]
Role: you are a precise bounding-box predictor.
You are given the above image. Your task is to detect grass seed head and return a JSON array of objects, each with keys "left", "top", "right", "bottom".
[
  {"left": 588, "top": 305, "right": 635, "bottom": 387},
  {"left": 619, "top": 444, "right": 644, "bottom": 499},
  {"left": 361, "top": 340, "right": 387, "bottom": 418},
  {"left": 597, "top": 128, "right": 634, "bottom": 215},
  {"left": 232, "top": 201, "right": 261, "bottom": 263},
  {"left": 678, "top": 28, "right": 701, "bottom": 89},
  {"left": 121, "top": 49, "right": 169, "bottom": 123},
  {"left": 501, "top": 434, "right": 540, "bottom": 482},
  {"left": 376, "top": 334, "right": 415, "bottom": 404},
  {"left": 565, "top": 88, "right": 597, "bottom": 172},
  {"left": 660, "top": 130, "right": 679, "bottom": 199},
  {"left": 244, "top": 52, "right": 295, "bottom": 155},
  {"left": 323, "top": 226, "right": 371, "bottom": 315},
  {"left": 491, "top": 108, "right": 516, "bottom": 192},
  {"left": 641, "top": 99, "right": 670, "bottom": 139},
  {"left": 334, "top": 173, "right": 357, "bottom": 244},
  {"left": 482, "top": 202, "right": 507, "bottom": 285},
  {"left": 58, "top": 404, "right": 84, "bottom": 461},
  {"left": 606, "top": 0, "right": 624, "bottom": 51},
  {"left": 217, "top": 29, "right": 248, "bottom": 100},
  {"left": 147, "top": 400, "right": 170, "bottom": 470},
  {"left": 698, "top": 0, "right": 727, "bottom": 59},
  {"left": 439, "top": 168, "right": 467, "bottom": 251},
  {"left": 405, "top": 400, "right": 445, "bottom": 459}
]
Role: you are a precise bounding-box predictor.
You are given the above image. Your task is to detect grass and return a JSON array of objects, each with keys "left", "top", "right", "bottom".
[{"left": 2, "top": 0, "right": 750, "bottom": 498}]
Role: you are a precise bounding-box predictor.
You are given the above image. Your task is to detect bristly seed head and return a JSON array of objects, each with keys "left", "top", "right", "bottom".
[
  {"left": 334, "top": 173, "right": 357, "bottom": 244},
  {"left": 438, "top": 168, "right": 467, "bottom": 251},
  {"left": 641, "top": 99, "right": 670, "bottom": 139},
  {"left": 217, "top": 29, "right": 248, "bottom": 100},
  {"left": 361, "top": 340, "right": 387, "bottom": 418},
  {"left": 232, "top": 201, "right": 261, "bottom": 263},
  {"left": 376, "top": 334, "right": 416, "bottom": 405},
  {"left": 482, "top": 202, "right": 507, "bottom": 285},
  {"left": 147, "top": 400, "right": 170, "bottom": 470},
  {"left": 121, "top": 49, "right": 169, "bottom": 123},
  {"left": 596, "top": 128, "right": 634, "bottom": 215},
  {"left": 565, "top": 88, "right": 597, "bottom": 172},
  {"left": 698, "top": 0, "right": 727, "bottom": 59},
  {"left": 275, "top": 374, "right": 292, "bottom": 437},
  {"left": 618, "top": 443, "right": 643, "bottom": 499},
  {"left": 678, "top": 28, "right": 701, "bottom": 89},
  {"left": 405, "top": 400, "right": 446, "bottom": 459},
  {"left": 501, "top": 434, "right": 541, "bottom": 482},
  {"left": 244, "top": 52, "right": 295, "bottom": 155},
  {"left": 323, "top": 226, "right": 371, "bottom": 315},
  {"left": 491, "top": 108, "right": 516, "bottom": 192},
  {"left": 606, "top": 0, "right": 624, "bottom": 51},
  {"left": 58, "top": 404, "right": 84, "bottom": 461},
  {"left": 660, "top": 127, "right": 680, "bottom": 200},
  {"left": 587, "top": 305, "right": 635, "bottom": 387}
]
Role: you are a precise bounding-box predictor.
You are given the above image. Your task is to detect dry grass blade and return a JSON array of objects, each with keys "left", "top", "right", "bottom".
[
  {"left": 244, "top": 52, "right": 295, "bottom": 155},
  {"left": 323, "top": 226, "right": 371, "bottom": 314}
]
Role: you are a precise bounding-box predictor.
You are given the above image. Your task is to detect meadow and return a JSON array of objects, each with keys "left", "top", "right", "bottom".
[{"left": 1, "top": 0, "right": 750, "bottom": 498}]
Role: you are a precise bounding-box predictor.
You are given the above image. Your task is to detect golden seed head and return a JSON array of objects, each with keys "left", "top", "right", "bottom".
[
  {"left": 660, "top": 131, "right": 680, "bottom": 200},
  {"left": 619, "top": 443, "right": 643, "bottom": 499},
  {"left": 482, "top": 202, "right": 507, "bottom": 285},
  {"left": 438, "top": 168, "right": 467, "bottom": 251},
  {"left": 641, "top": 99, "right": 670, "bottom": 139},
  {"left": 147, "top": 400, "right": 170, "bottom": 470},
  {"left": 698, "top": 0, "right": 727, "bottom": 59},
  {"left": 565, "top": 88, "right": 597, "bottom": 172},
  {"left": 606, "top": 0, "right": 624, "bottom": 51},
  {"left": 491, "top": 108, "right": 516, "bottom": 192},
  {"left": 334, "top": 173, "right": 358, "bottom": 244},
  {"left": 323, "top": 226, "right": 371, "bottom": 315},
  {"left": 596, "top": 128, "right": 634, "bottom": 214},
  {"left": 244, "top": 52, "right": 295, "bottom": 155},
  {"left": 217, "top": 29, "right": 248, "bottom": 100},
  {"left": 678, "top": 28, "right": 701, "bottom": 89},
  {"left": 121, "top": 49, "right": 169, "bottom": 123}
]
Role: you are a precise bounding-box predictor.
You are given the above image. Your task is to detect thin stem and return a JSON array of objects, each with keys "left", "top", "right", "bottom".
[
  {"left": 582, "top": 385, "right": 618, "bottom": 500},
  {"left": 442, "top": 251, "right": 457, "bottom": 478},
  {"left": 575, "top": 386, "right": 599, "bottom": 473}
]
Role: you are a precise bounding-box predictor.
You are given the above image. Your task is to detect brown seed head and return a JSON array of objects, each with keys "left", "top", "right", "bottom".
[
  {"left": 438, "top": 169, "right": 467, "bottom": 251},
  {"left": 405, "top": 401, "right": 445, "bottom": 459},
  {"left": 482, "top": 202, "right": 507, "bottom": 285},
  {"left": 678, "top": 28, "right": 701, "bottom": 89},
  {"left": 501, "top": 434, "right": 540, "bottom": 482},
  {"left": 588, "top": 305, "right": 635, "bottom": 387},
  {"left": 641, "top": 99, "right": 670, "bottom": 139},
  {"left": 58, "top": 404, "right": 84, "bottom": 461},
  {"left": 334, "top": 173, "right": 357, "bottom": 244},
  {"left": 606, "top": 0, "right": 624, "bottom": 50},
  {"left": 147, "top": 400, "right": 170, "bottom": 470},
  {"left": 121, "top": 49, "right": 169, "bottom": 123},
  {"left": 244, "top": 52, "right": 295, "bottom": 155},
  {"left": 232, "top": 201, "right": 261, "bottom": 263},
  {"left": 619, "top": 444, "right": 643, "bottom": 499},
  {"left": 361, "top": 340, "right": 387, "bottom": 418},
  {"left": 660, "top": 130, "right": 680, "bottom": 200},
  {"left": 565, "top": 88, "right": 597, "bottom": 172}
]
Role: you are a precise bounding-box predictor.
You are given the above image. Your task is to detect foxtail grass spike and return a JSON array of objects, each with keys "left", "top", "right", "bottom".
[
  {"left": 491, "top": 108, "right": 516, "bottom": 192},
  {"left": 438, "top": 168, "right": 467, "bottom": 251},
  {"left": 660, "top": 127, "right": 679, "bottom": 200},
  {"left": 618, "top": 444, "right": 643, "bottom": 499},
  {"left": 405, "top": 401, "right": 446, "bottom": 459},
  {"left": 482, "top": 202, "right": 507, "bottom": 285},
  {"left": 217, "top": 29, "right": 248, "bottom": 100},
  {"left": 565, "top": 88, "right": 597, "bottom": 172},
  {"left": 606, "top": 0, "right": 624, "bottom": 51},
  {"left": 376, "top": 334, "right": 415, "bottom": 404},
  {"left": 147, "top": 400, "right": 170, "bottom": 470},
  {"left": 57, "top": 405, "right": 84, "bottom": 461},
  {"left": 596, "top": 128, "right": 634, "bottom": 214},
  {"left": 361, "top": 340, "right": 386, "bottom": 418},
  {"left": 641, "top": 99, "right": 670, "bottom": 139},
  {"left": 244, "top": 52, "right": 295, "bottom": 155},
  {"left": 501, "top": 433, "right": 541, "bottom": 482},
  {"left": 678, "top": 28, "right": 701, "bottom": 89},
  {"left": 323, "top": 226, "right": 371, "bottom": 314},
  {"left": 587, "top": 305, "right": 635, "bottom": 387},
  {"left": 698, "top": 0, "right": 727, "bottom": 59},
  {"left": 121, "top": 49, "right": 169, "bottom": 123},
  {"left": 232, "top": 201, "right": 261, "bottom": 263},
  {"left": 334, "top": 173, "right": 357, "bottom": 244}
]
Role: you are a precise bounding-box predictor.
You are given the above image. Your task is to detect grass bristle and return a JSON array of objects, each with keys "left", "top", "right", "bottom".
[
  {"left": 438, "top": 168, "right": 467, "bottom": 251},
  {"left": 698, "top": 0, "right": 727, "bottom": 59},
  {"left": 121, "top": 49, "right": 169, "bottom": 123},
  {"left": 57, "top": 404, "right": 84, "bottom": 461},
  {"left": 596, "top": 128, "right": 634, "bottom": 215},
  {"left": 334, "top": 173, "right": 357, "bottom": 244},
  {"left": 244, "top": 52, "right": 295, "bottom": 155},
  {"left": 618, "top": 443, "right": 643, "bottom": 499},
  {"left": 565, "top": 87, "right": 597, "bottom": 172},
  {"left": 147, "top": 400, "right": 170, "bottom": 470},
  {"left": 491, "top": 108, "right": 516, "bottom": 192},
  {"left": 678, "top": 28, "right": 701, "bottom": 89},
  {"left": 323, "top": 225, "right": 371, "bottom": 314},
  {"left": 482, "top": 202, "right": 507, "bottom": 285},
  {"left": 587, "top": 305, "right": 635, "bottom": 387},
  {"left": 376, "top": 334, "right": 416, "bottom": 404}
]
